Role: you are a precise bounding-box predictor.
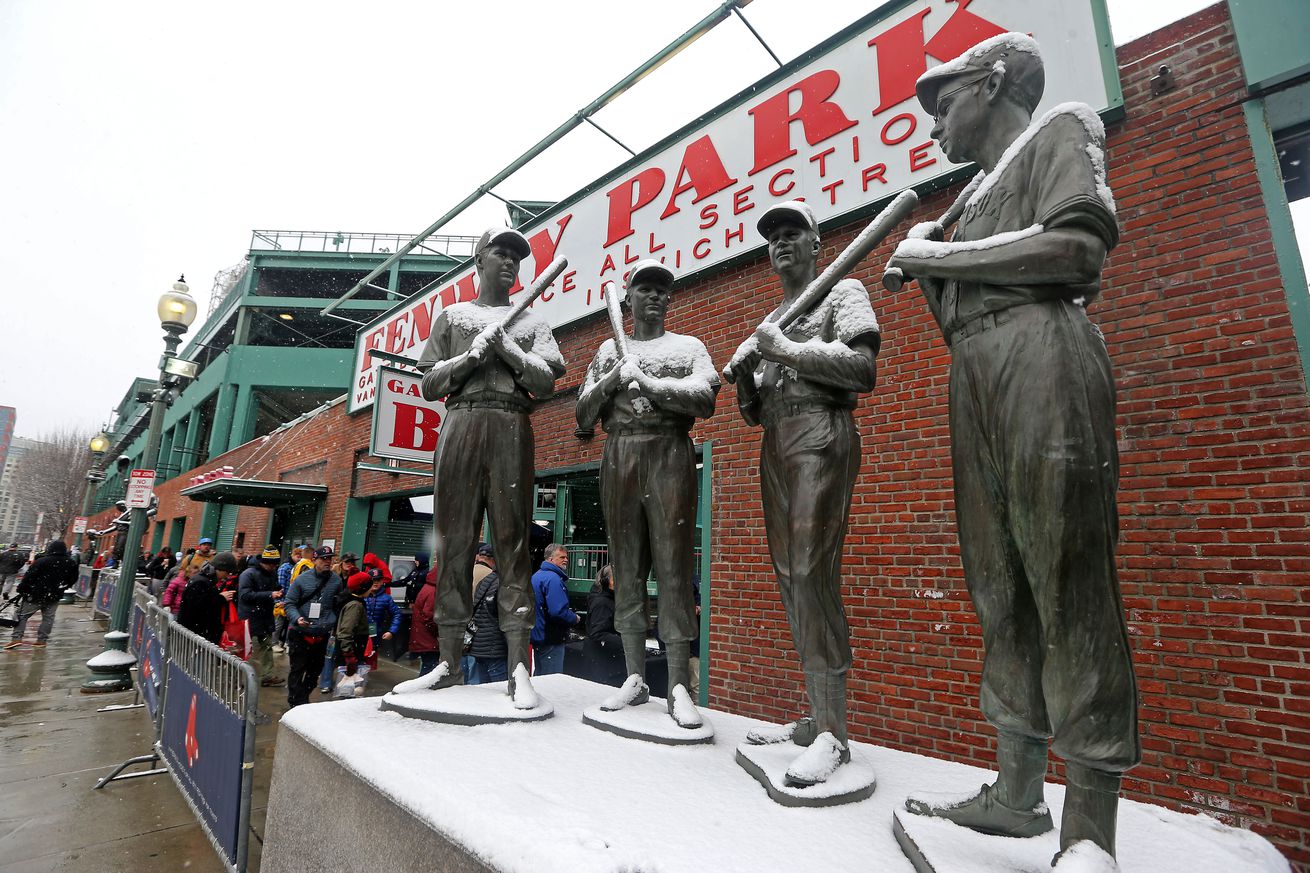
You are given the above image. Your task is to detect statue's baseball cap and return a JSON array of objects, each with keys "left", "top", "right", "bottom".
[
  {"left": 756, "top": 200, "right": 818, "bottom": 238},
  {"left": 626, "top": 259, "right": 675, "bottom": 290},
  {"left": 474, "top": 225, "right": 531, "bottom": 260},
  {"left": 915, "top": 33, "right": 1044, "bottom": 116}
]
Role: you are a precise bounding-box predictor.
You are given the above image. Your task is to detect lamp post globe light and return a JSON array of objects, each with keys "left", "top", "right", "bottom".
[
  {"left": 62, "top": 432, "right": 109, "bottom": 603},
  {"left": 83, "top": 277, "right": 198, "bottom": 693}
]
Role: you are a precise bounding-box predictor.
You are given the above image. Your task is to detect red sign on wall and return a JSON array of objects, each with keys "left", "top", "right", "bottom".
[{"left": 369, "top": 365, "right": 446, "bottom": 463}]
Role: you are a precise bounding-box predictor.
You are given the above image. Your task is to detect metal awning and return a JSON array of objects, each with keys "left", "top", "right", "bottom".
[{"left": 179, "top": 477, "right": 327, "bottom": 508}]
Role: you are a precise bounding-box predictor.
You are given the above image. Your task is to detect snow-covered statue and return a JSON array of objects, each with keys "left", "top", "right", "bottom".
[
  {"left": 724, "top": 200, "right": 881, "bottom": 791},
  {"left": 885, "top": 34, "right": 1139, "bottom": 868},
  {"left": 576, "top": 259, "right": 718, "bottom": 734},
  {"left": 414, "top": 226, "right": 566, "bottom": 710}
]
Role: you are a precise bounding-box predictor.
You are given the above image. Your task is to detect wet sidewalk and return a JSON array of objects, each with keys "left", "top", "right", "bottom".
[{"left": 0, "top": 598, "right": 420, "bottom": 872}]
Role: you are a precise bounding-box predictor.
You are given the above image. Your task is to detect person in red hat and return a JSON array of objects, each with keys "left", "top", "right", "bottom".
[{"left": 336, "top": 570, "right": 379, "bottom": 696}]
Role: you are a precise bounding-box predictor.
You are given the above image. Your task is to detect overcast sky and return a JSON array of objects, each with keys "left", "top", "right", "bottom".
[{"left": 4, "top": 0, "right": 1295, "bottom": 441}]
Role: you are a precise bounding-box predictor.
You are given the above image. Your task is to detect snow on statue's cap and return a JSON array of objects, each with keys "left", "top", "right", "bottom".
[
  {"left": 626, "top": 259, "right": 674, "bottom": 289},
  {"left": 475, "top": 225, "right": 531, "bottom": 260},
  {"left": 915, "top": 33, "right": 1044, "bottom": 116},
  {"left": 756, "top": 200, "right": 818, "bottom": 238}
]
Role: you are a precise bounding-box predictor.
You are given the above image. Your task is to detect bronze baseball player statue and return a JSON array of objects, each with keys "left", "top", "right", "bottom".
[
  {"left": 416, "top": 226, "right": 566, "bottom": 709},
  {"left": 726, "top": 200, "right": 881, "bottom": 787},
  {"left": 886, "top": 34, "right": 1139, "bottom": 866},
  {"left": 576, "top": 259, "right": 718, "bottom": 729}
]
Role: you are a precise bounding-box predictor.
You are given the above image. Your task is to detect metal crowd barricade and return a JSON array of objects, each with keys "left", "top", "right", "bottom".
[
  {"left": 96, "top": 582, "right": 156, "bottom": 714},
  {"left": 74, "top": 565, "right": 94, "bottom": 600},
  {"left": 94, "top": 591, "right": 259, "bottom": 873}
]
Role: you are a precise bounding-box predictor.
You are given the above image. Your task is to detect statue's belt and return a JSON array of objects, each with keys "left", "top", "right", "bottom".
[
  {"left": 761, "top": 398, "right": 851, "bottom": 427},
  {"left": 446, "top": 396, "right": 531, "bottom": 414},
  {"left": 604, "top": 424, "right": 690, "bottom": 437},
  {"left": 948, "top": 307, "right": 1016, "bottom": 346}
]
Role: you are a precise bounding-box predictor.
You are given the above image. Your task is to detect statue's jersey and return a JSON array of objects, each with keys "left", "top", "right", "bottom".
[
  {"left": 943, "top": 105, "right": 1120, "bottom": 335},
  {"left": 416, "top": 301, "right": 565, "bottom": 409},
  {"left": 756, "top": 278, "right": 880, "bottom": 414},
  {"left": 582, "top": 332, "right": 717, "bottom": 432}
]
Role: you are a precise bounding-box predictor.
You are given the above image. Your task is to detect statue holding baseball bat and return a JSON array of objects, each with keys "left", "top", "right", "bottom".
[
  {"left": 576, "top": 259, "right": 718, "bottom": 732},
  {"left": 726, "top": 190, "right": 917, "bottom": 788},
  {"left": 415, "top": 225, "right": 567, "bottom": 709},
  {"left": 884, "top": 34, "right": 1138, "bottom": 868}
]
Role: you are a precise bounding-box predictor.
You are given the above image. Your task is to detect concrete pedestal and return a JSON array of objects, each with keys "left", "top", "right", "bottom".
[{"left": 261, "top": 676, "right": 1289, "bottom": 873}]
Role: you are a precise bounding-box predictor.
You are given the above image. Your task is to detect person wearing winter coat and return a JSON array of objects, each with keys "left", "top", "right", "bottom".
[
  {"left": 4, "top": 540, "right": 78, "bottom": 649},
  {"left": 238, "top": 546, "right": 285, "bottom": 687},
  {"left": 363, "top": 575, "right": 401, "bottom": 667},
  {"left": 530, "top": 544, "right": 580, "bottom": 675},
  {"left": 409, "top": 567, "right": 440, "bottom": 676},
  {"left": 283, "top": 546, "right": 344, "bottom": 708},
  {"left": 160, "top": 565, "right": 192, "bottom": 614},
  {"left": 468, "top": 568, "right": 507, "bottom": 684},
  {"left": 401, "top": 552, "right": 429, "bottom": 606},
  {"left": 177, "top": 552, "right": 239, "bottom": 646},
  {"left": 335, "top": 571, "right": 378, "bottom": 692},
  {"left": 145, "top": 547, "right": 177, "bottom": 597},
  {"left": 585, "top": 565, "right": 626, "bottom": 687}
]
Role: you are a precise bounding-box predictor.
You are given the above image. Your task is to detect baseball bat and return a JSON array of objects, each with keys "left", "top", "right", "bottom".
[{"left": 882, "top": 172, "right": 984, "bottom": 292}]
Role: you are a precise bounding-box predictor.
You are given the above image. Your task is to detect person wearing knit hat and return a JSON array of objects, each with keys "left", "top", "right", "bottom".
[
  {"left": 238, "top": 545, "right": 286, "bottom": 687},
  {"left": 335, "top": 570, "right": 379, "bottom": 696}
]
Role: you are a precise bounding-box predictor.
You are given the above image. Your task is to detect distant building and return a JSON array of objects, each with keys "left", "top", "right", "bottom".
[{"left": 0, "top": 436, "right": 45, "bottom": 545}]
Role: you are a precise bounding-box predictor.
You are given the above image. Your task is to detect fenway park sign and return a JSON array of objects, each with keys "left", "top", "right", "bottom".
[{"left": 350, "top": 0, "right": 1118, "bottom": 411}]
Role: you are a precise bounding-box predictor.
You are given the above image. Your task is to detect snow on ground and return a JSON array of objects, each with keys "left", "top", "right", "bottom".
[{"left": 281, "top": 675, "right": 1288, "bottom": 873}]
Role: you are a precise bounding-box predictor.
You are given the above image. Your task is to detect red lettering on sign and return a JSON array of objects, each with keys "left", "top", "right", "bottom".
[
  {"left": 391, "top": 403, "right": 442, "bottom": 453},
  {"left": 880, "top": 113, "right": 917, "bottom": 145},
  {"left": 562, "top": 271, "right": 576, "bottom": 293},
  {"left": 861, "top": 163, "right": 888, "bottom": 190},
  {"left": 724, "top": 223, "right": 745, "bottom": 247},
  {"left": 867, "top": 0, "right": 1006, "bottom": 114},
  {"left": 605, "top": 167, "right": 665, "bottom": 247},
  {"left": 649, "top": 232, "right": 665, "bottom": 254},
  {"left": 810, "top": 146, "right": 837, "bottom": 177},
  {"left": 386, "top": 313, "right": 409, "bottom": 354},
  {"left": 360, "top": 328, "right": 385, "bottom": 374},
  {"left": 768, "top": 168, "right": 796, "bottom": 197},
  {"left": 409, "top": 294, "right": 441, "bottom": 347},
  {"left": 699, "top": 203, "right": 719, "bottom": 230},
  {"left": 527, "top": 215, "right": 571, "bottom": 275},
  {"left": 660, "top": 135, "right": 738, "bottom": 219},
  {"left": 693, "top": 238, "right": 711, "bottom": 260},
  {"left": 909, "top": 141, "right": 938, "bottom": 172},
  {"left": 749, "top": 69, "right": 857, "bottom": 175},
  {"left": 733, "top": 185, "right": 755, "bottom": 215}
]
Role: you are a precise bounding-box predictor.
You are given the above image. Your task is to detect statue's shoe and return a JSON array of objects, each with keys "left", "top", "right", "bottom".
[
  {"left": 508, "top": 664, "right": 540, "bottom": 710},
  {"left": 1052, "top": 840, "right": 1119, "bottom": 871},
  {"left": 744, "top": 716, "right": 817, "bottom": 747},
  {"left": 783, "top": 731, "right": 850, "bottom": 786},
  {"left": 905, "top": 783, "right": 1054, "bottom": 838},
  {"left": 391, "top": 661, "right": 463, "bottom": 695},
  {"left": 667, "top": 683, "right": 703, "bottom": 729},
  {"left": 600, "top": 674, "right": 650, "bottom": 711}
]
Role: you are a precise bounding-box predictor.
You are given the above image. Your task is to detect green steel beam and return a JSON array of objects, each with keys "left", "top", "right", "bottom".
[{"left": 1244, "top": 99, "right": 1310, "bottom": 390}]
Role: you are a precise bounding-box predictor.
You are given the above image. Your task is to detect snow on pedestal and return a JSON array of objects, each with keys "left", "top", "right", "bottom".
[
  {"left": 379, "top": 678, "right": 554, "bottom": 725},
  {"left": 86, "top": 649, "right": 136, "bottom": 669},
  {"left": 269, "top": 675, "right": 1289, "bottom": 873},
  {"left": 735, "top": 739, "right": 877, "bottom": 808},
  {"left": 582, "top": 696, "right": 714, "bottom": 745}
]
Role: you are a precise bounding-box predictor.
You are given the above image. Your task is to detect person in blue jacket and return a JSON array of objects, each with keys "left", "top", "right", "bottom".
[
  {"left": 364, "top": 572, "right": 402, "bottom": 667},
  {"left": 530, "top": 543, "right": 580, "bottom": 675}
]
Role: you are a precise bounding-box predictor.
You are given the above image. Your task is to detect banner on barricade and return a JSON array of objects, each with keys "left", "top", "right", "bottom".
[
  {"left": 93, "top": 574, "right": 115, "bottom": 615},
  {"left": 139, "top": 623, "right": 163, "bottom": 717},
  {"left": 159, "top": 668, "right": 246, "bottom": 866},
  {"left": 131, "top": 602, "right": 146, "bottom": 656},
  {"left": 75, "top": 566, "right": 93, "bottom": 599}
]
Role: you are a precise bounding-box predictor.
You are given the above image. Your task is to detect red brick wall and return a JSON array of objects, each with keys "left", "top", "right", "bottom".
[{"left": 86, "top": 6, "right": 1309, "bottom": 863}]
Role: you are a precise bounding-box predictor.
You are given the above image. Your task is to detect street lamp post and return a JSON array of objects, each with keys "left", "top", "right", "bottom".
[
  {"left": 63, "top": 433, "right": 109, "bottom": 604},
  {"left": 82, "top": 277, "right": 198, "bottom": 693}
]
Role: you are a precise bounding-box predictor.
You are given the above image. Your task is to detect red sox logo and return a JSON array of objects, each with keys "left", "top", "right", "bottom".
[{"left": 184, "top": 694, "right": 200, "bottom": 767}]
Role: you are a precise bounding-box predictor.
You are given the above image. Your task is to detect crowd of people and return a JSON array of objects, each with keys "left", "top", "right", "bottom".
[{"left": 5, "top": 533, "right": 637, "bottom": 702}]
